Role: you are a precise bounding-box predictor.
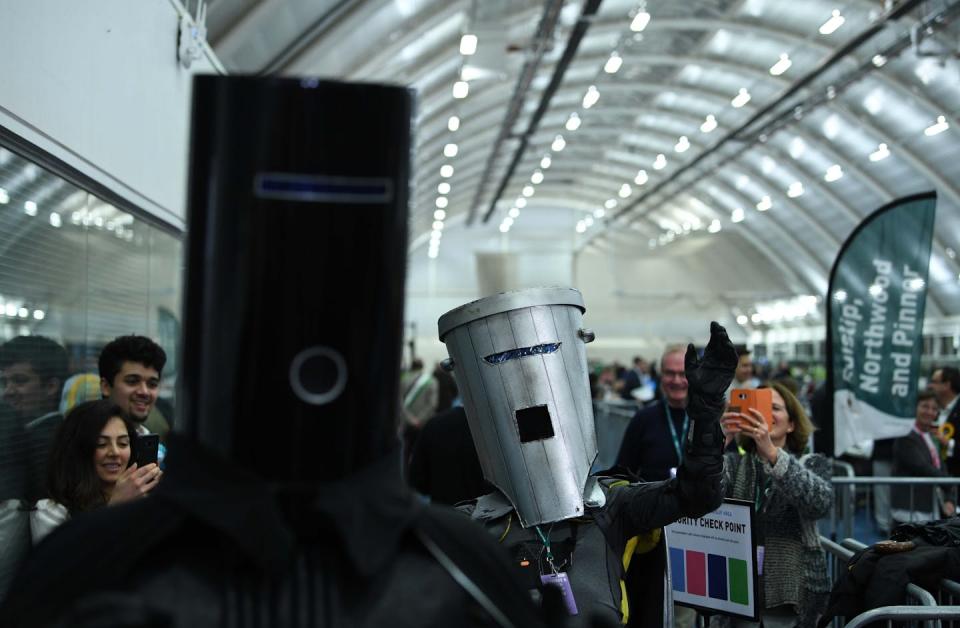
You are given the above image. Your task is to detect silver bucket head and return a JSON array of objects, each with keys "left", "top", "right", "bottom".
[{"left": 438, "top": 287, "right": 597, "bottom": 527}]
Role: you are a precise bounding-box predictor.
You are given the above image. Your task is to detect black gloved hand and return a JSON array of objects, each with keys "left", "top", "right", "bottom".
[{"left": 685, "top": 321, "right": 738, "bottom": 455}]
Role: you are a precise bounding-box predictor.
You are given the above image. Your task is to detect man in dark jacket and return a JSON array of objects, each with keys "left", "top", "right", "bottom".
[
  {"left": 616, "top": 344, "right": 690, "bottom": 482},
  {"left": 891, "top": 389, "right": 956, "bottom": 524}
]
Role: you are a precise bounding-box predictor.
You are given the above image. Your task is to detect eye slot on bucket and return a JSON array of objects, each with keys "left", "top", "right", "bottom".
[
  {"left": 483, "top": 342, "right": 561, "bottom": 365},
  {"left": 515, "top": 405, "right": 555, "bottom": 443}
]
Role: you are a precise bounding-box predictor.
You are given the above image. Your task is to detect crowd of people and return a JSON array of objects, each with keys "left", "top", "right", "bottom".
[
  {"left": 400, "top": 343, "right": 960, "bottom": 628},
  {"left": 1, "top": 326, "right": 957, "bottom": 626},
  {"left": 0, "top": 334, "right": 167, "bottom": 598}
]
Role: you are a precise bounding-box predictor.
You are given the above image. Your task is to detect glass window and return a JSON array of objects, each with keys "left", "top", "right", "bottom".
[
  {"left": 939, "top": 335, "right": 956, "bottom": 357},
  {"left": 0, "top": 145, "right": 182, "bottom": 601}
]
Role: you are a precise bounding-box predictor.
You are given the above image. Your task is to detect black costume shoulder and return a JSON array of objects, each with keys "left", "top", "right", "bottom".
[{"left": 0, "top": 437, "right": 543, "bottom": 628}]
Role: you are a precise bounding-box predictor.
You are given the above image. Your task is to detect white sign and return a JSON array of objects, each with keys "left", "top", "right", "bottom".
[{"left": 664, "top": 498, "right": 758, "bottom": 620}]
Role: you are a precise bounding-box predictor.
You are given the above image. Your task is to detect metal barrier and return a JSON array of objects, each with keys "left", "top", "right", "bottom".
[
  {"left": 596, "top": 416, "right": 960, "bottom": 542},
  {"left": 823, "top": 477, "right": 960, "bottom": 625},
  {"left": 831, "top": 460, "right": 857, "bottom": 540},
  {"left": 844, "top": 607, "right": 960, "bottom": 628},
  {"left": 826, "top": 476, "right": 960, "bottom": 543},
  {"left": 842, "top": 538, "right": 960, "bottom": 627},
  {"left": 820, "top": 535, "right": 942, "bottom": 627}
]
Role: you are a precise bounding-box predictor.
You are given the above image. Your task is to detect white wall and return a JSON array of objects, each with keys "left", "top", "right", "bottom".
[{"left": 0, "top": 0, "right": 222, "bottom": 230}]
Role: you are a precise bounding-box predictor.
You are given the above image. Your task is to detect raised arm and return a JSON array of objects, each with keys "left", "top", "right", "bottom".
[
  {"left": 676, "top": 321, "right": 738, "bottom": 513},
  {"left": 614, "top": 322, "right": 737, "bottom": 533}
]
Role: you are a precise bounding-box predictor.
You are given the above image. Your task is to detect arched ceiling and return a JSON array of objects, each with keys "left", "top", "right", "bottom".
[{"left": 204, "top": 0, "right": 960, "bottom": 351}]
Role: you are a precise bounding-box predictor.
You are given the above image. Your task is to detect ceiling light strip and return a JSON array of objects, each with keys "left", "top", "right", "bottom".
[
  {"left": 606, "top": 0, "right": 926, "bottom": 228},
  {"left": 464, "top": 0, "right": 566, "bottom": 226},
  {"left": 477, "top": 0, "right": 604, "bottom": 225}
]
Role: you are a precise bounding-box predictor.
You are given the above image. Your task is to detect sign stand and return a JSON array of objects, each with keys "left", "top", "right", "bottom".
[{"left": 664, "top": 498, "right": 759, "bottom": 621}]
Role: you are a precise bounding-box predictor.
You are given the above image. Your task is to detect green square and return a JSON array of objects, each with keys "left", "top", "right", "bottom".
[{"left": 728, "top": 558, "right": 749, "bottom": 605}]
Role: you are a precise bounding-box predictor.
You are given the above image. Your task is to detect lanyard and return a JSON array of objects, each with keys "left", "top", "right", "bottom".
[
  {"left": 534, "top": 525, "right": 559, "bottom": 575},
  {"left": 663, "top": 399, "right": 690, "bottom": 464}
]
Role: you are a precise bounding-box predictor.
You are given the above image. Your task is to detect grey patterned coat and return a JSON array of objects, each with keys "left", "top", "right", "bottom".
[{"left": 722, "top": 449, "right": 833, "bottom": 628}]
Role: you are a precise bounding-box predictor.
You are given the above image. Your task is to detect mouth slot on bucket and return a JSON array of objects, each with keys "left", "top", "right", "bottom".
[{"left": 516, "top": 405, "right": 554, "bottom": 443}]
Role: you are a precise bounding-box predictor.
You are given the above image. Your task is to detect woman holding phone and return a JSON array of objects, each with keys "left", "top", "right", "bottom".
[
  {"left": 31, "top": 399, "right": 162, "bottom": 542},
  {"left": 718, "top": 382, "right": 833, "bottom": 628}
]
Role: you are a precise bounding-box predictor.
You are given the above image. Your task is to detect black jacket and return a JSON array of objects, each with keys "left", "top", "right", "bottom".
[
  {"left": 891, "top": 430, "right": 955, "bottom": 513},
  {"left": 820, "top": 519, "right": 960, "bottom": 625},
  {"left": 946, "top": 401, "right": 960, "bottom": 477},
  {"left": 0, "top": 436, "right": 544, "bottom": 628},
  {"left": 407, "top": 406, "right": 490, "bottom": 505},
  {"left": 616, "top": 402, "right": 687, "bottom": 482}
]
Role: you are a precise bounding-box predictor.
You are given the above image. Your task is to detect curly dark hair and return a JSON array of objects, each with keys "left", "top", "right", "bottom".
[
  {"left": 98, "top": 335, "right": 167, "bottom": 386},
  {"left": 47, "top": 399, "right": 136, "bottom": 514},
  {"left": 0, "top": 335, "right": 69, "bottom": 387}
]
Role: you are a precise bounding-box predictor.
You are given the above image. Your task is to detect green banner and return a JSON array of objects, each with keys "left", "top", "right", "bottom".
[{"left": 828, "top": 193, "right": 937, "bottom": 457}]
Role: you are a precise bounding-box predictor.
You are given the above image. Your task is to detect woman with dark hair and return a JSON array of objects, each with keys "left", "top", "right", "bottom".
[
  {"left": 718, "top": 381, "right": 833, "bottom": 628},
  {"left": 31, "top": 400, "right": 162, "bottom": 542}
]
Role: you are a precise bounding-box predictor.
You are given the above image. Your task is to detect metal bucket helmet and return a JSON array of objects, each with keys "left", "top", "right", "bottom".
[{"left": 438, "top": 287, "right": 597, "bottom": 527}]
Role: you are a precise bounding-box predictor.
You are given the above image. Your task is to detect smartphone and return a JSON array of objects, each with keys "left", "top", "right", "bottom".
[
  {"left": 729, "top": 388, "right": 773, "bottom": 429},
  {"left": 132, "top": 434, "right": 160, "bottom": 467}
]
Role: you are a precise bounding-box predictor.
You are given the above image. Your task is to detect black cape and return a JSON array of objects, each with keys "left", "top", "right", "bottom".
[{"left": 0, "top": 435, "right": 545, "bottom": 628}]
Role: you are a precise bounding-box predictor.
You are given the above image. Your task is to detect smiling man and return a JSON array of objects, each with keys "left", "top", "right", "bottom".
[
  {"left": 98, "top": 335, "right": 166, "bottom": 434},
  {"left": 0, "top": 336, "right": 68, "bottom": 424},
  {"left": 616, "top": 344, "right": 690, "bottom": 482},
  {"left": 891, "top": 389, "right": 957, "bottom": 524},
  {"left": 0, "top": 335, "right": 70, "bottom": 502}
]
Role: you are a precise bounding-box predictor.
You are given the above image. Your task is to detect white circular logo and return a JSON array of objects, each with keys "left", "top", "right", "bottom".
[{"left": 289, "top": 346, "right": 348, "bottom": 406}]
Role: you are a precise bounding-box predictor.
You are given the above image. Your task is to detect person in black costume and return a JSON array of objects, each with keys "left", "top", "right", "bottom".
[
  {"left": 0, "top": 77, "right": 544, "bottom": 628},
  {"left": 439, "top": 288, "right": 737, "bottom": 628}
]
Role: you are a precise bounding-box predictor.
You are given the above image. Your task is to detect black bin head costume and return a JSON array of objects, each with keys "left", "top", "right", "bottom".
[{"left": 0, "top": 76, "right": 543, "bottom": 628}]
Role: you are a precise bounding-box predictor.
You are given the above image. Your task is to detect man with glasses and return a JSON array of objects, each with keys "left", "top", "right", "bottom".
[{"left": 616, "top": 345, "right": 690, "bottom": 482}]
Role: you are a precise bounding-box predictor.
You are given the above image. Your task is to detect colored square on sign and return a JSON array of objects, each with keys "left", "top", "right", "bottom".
[
  {"left": 686, "top": 550, "right": 706, "bottom": 596},
  {"left": 728, "top": 558, "right": 749, "bottom": 605},
  {"left": 707, "top": 554, "right": 728, "bottom": 600},
  {"left": 669, "top": 547, "right": 685, "bottom": 593}
]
